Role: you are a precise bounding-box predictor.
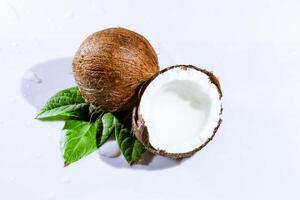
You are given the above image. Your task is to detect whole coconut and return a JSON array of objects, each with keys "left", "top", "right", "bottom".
[{"left": 72, "top": 27, "right": 159, "bottom": 112}]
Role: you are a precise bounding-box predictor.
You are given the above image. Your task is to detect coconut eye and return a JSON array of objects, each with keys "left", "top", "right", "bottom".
[{"left": 133, "top": 65, "right": 222, "bottom": 159}]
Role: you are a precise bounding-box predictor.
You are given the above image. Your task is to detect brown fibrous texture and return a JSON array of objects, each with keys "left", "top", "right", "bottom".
[
  {"left": 72, "top": 27, "right": 159, "bottom": 112},
  {"left": 132, "top": 65, "right": 223, "bottom": 159}
]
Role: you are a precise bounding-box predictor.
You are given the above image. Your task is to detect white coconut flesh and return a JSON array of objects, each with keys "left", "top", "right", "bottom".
[{"left": 139, "top": 67, "right": 222, "bottom": 154}]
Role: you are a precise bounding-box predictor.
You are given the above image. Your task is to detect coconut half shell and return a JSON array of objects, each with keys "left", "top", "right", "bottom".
[{"left": 132, "top": 65, "right": 223, "bottom": 159}]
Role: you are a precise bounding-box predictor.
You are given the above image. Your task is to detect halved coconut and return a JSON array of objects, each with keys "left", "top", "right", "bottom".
[{"left": 132, "top": 65, "right": 222, "bottom": 159}]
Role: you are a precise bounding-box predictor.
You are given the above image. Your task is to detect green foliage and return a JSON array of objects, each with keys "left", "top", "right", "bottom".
[
  {"left": 36, "top": 87, "right": 88, "bottom": 121},
  {"left": 63, "top": 120, "right": 99, "bottom": 165},
  {"left": 36, "top": 87, "right": 146, "bottom": 166},
  {"left": 115, "top": 128, "right": 146, "bottom": 165}
]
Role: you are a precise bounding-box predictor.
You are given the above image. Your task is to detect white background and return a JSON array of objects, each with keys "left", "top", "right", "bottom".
[{"left": 1, "top": 0, "right": 300, "bottom": 199}]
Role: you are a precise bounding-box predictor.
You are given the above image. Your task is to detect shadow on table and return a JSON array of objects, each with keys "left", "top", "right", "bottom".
[
  {"left": 98, "top": 149, "right": 181, "bottom": 171},
  {"left": 20, "top": 57, "right": 75, "bottom": 109},
  {"left": 20, "top": 57, "right": 181, "bottom": 170}
]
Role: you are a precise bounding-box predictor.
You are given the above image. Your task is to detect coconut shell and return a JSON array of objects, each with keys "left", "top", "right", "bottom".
[
  {"left": 72, "top": 27, "right": 159, "bottom": 112},
  {"left": 132, "top": 65, "right": 223, "bottom": 159}
]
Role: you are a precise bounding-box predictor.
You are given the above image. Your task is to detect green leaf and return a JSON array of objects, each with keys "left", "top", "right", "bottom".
[
  {"left": 36, "top": 87, "right": 89, "bottom": 121},
  {"left": 97, "top": 113, "right": 121, "bottom": 147},
  {"left": 115, "top": 127, "right": 146, "bottom": 165},
  {"left": 63, "top": 120, "right": 99, "bottom": 166}
]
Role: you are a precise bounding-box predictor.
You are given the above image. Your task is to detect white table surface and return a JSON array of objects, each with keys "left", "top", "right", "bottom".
[{"left": 1, "top": 0, "right": 300, "bottom": 199}]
